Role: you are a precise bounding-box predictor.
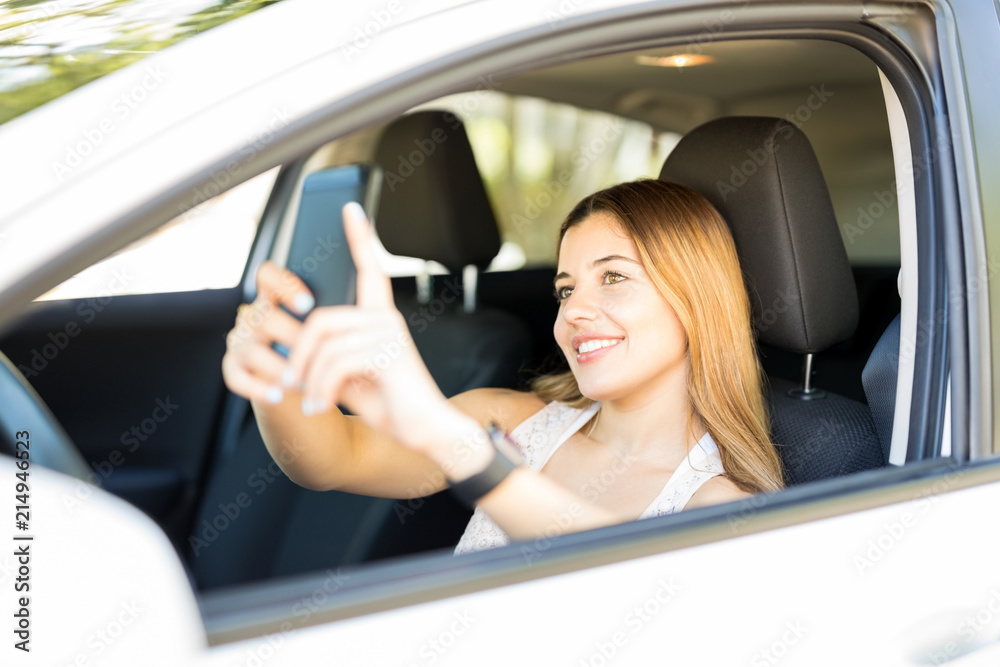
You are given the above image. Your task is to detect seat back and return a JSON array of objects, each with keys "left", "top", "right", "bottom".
[
  {"left": 661, "top": 116, "right": 885, "bottom": 484},
  {"left": 372, "top": 110, "right": 534, "bottom": 396},
  {"left": 862, "top": 313, "right": 901, "bottom": 463}
]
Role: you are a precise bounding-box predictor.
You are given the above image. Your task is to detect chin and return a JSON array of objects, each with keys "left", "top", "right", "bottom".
[{"left": 573, "top": 376, "right": 629, "bottom": 403}]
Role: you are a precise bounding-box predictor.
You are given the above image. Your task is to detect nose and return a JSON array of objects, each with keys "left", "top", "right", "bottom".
[{"left": 560, "top": 283, "right": 600, "bottom": 325}]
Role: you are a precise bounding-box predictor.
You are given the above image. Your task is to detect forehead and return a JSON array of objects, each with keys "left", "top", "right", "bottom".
[{"left": 558, "top": 211, "right": 635, "bottom": 265}]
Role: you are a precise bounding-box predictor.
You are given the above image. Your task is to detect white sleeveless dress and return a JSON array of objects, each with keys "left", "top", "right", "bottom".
[{"left": 454, "top": 400, "right": 727, "bottom": 555}]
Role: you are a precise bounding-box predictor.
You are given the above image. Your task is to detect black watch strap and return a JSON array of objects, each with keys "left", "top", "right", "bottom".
[{"left": 448, "top": 423, "right": 520, "bottom": 507}]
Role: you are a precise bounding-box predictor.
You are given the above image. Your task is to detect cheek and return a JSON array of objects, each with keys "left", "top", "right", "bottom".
[
  {"left": 629, "top": 295, "right": 687, "bottom": 356},
  {"left": 553, "top": 316, "right": 570, "bottom": 351},
  {"left": 660, "top": 308, "right": 688, "bottom": 356},
  {"left": 598, "top": 284, "right": 637, "bottom": 317},
  {"left": 597, "top": 286, "right": 640, "bottom": 324}
]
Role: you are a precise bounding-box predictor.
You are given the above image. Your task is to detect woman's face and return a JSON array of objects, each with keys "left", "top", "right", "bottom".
[{"left": 553, "top": 211, "right": 689, "bottom": 405}]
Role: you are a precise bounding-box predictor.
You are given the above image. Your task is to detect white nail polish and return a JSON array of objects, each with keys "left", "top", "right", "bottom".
[
  {"left": 265, "top": 386, "right": 283, "bottom": 404},
  {"left": 281, "top": 367, "right": 296, "bottom": 388},
  {"left": 301, "top": 398, "right": 313, "bottom": 416},
  {"left": 345, "top": 201, "right": 367, "bottom": 220},
  {"left": 294, "top": 292, "right": 315, "bottom": 315}
]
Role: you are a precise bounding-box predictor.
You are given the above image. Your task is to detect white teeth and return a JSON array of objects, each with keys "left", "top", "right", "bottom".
[{"left": 577, "top": 338, "right": 622, "bottom": 354}]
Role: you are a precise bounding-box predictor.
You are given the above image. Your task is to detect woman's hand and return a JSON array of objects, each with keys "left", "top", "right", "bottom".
[
  {"left": 282, "top": 203, "right": 476, "bottom": 463},
  {"left": 222, "top": 259, "right": 316, "bottom": 406},
  {"left": 223, "top": 204, "right": 625, "bottom": 534}
]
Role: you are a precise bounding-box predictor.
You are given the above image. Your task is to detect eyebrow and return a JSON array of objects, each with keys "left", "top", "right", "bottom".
[{"left": 554, "top": 254, "right": 641, "bottom": 283}]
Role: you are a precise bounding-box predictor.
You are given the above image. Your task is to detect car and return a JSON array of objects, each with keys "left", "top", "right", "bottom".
[{"left": 1, "top": 0, "right": 999, "bottom": 664}]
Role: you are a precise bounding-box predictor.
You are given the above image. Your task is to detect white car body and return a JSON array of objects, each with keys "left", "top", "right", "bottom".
[{"left": 1, "top": 0, "right": 998, "bottom": 665}]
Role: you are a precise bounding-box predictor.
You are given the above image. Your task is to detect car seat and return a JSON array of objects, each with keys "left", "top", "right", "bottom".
[
  {"left": 372, "top": 110, "right": 534, "bottom": 396},
  {"left": 660, "top": 116, "right": 886, "bottom": 484},
  {"left": 863, "top": 312, "right": 901, "bottom": 463}
]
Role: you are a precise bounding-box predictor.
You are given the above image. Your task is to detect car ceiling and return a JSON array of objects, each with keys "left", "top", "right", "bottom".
[
  {"left": 499, "top": 38, "right": 898, "bottom": 263},
  {"left": 315, "top": 38, "right": 897, "bottom": 264},
  {"left": 501, "top": 39, "right": 881, "bottom": 132}
]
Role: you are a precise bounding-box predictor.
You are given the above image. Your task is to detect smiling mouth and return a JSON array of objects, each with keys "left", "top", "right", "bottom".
[{"left": 576, "top": 338, "right": 623, "bottom": 354}]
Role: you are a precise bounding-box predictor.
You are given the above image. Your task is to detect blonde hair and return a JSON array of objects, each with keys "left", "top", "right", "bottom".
[{"left": 531, "top": 179, "right": 784, "bottom": 493}]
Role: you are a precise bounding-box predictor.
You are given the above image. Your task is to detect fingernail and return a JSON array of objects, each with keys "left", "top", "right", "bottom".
[
  {"left": 312, "top": 398, "right": 329, "bottom": 414},
  {"left": 265, "top": 386, "right": 283, "bottom": 405},
  {"left": 345, "top": 201, "right": 367, "bottom": 220},
  {"left": 301, "top": 397, "right": 313, "bottom": 416},
  {"left": 281, "top": 366, "right": 296, "bottom": 388},
  {"left": 293, "top": 292, "right": 315, "bottom": 315}
]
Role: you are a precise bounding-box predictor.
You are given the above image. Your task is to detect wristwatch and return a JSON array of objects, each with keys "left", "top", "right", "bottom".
[{"left": 448, "top": 422, "right": 522, "bottom": 507}]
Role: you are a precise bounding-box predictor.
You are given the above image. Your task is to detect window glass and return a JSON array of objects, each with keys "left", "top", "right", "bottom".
[
  {"left": 36, "top": 168, "right": 277, "bottom": 301},
  {"left": 412, "top": 93, "right": 680, "bottom": 269}
]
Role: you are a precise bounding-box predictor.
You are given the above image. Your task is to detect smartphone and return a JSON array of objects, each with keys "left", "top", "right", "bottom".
[{"left": 274, "top": 163, "right": 381, "bottom": 356}]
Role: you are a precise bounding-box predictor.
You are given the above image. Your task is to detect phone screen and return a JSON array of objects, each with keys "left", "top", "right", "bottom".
[
  {"left": 285, "top": 163, "right": 380, "bottom": 308},
  {"left": 273, "top": 163, "right": 381, "bottom": 357}
]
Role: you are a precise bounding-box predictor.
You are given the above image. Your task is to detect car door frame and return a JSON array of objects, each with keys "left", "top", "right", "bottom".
[{"left": 187, "top": 0, "right": 986, "bottom": 642}]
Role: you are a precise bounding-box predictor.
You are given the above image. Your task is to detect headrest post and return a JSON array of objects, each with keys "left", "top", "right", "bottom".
[
  {"left": 462, "top": 264, "right": 478, "bottom": 314},
  {"left": 787, "top": 353, "right": 827, "bottom": 401},
  {"left": 416, "top": 266, "right": 432, "bottom": 305}
]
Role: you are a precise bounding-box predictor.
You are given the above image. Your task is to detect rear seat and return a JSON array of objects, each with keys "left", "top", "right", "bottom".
[{"left": 190, "top": 111, "right": 532, "bottom": 589}]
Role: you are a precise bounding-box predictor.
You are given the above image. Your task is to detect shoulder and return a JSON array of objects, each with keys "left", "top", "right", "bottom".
[
  {"left": 448, "top": 387, "right": 547, "bottom": 432},
  {"left": 684, "top": 474, "right": 753, "bottom": 510}
]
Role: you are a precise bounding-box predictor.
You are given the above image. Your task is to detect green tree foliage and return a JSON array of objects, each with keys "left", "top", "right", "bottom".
[{"left": 0, "top": 0, "right": 281, "bottom": 124}]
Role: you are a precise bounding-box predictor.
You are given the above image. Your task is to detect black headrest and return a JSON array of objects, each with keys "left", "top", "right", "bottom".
[
  {"left": 660, "top": 117, "right": 858, "bottom": 354},
  {"left": 373, "top": 110, "right": 501, "bottom": 272}
]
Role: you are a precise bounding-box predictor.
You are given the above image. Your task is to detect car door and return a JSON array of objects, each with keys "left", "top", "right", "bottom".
[
  {"left": 191, "top": 2, "right": 1000, "bottom": 665},
  {"left": 1, "top": 1, "right": 998, "bottom": 666},
  {"left": 0, "top": 171, "right": 277, "bottom": 550}
]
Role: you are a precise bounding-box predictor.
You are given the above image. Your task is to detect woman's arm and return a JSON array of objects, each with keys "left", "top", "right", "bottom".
[
  {"left": 410, "top": 400, "right": 626, "bottom": 540},
  {"left": 249, "top": 386, "right": 541, "bottom": 498},
  {"left": 223, "top": 258, "right": 544, "bottom": 500},
  {"left": 228, "top": 203, "right": 658, "bottom": 540}
]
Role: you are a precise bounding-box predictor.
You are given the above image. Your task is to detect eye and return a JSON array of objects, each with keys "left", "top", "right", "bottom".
[
  {"left": 554, "top": 285, "right": 574, "bottom": 301},
  {"left": 603, "top": 271, "right": 627, "bottom": 285}
]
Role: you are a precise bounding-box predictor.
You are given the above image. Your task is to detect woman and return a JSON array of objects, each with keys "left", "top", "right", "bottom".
[{"left": 221, "top": 179, "right": 784, "bottom": 554}]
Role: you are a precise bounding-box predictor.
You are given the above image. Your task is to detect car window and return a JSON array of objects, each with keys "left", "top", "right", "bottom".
[
  {"left": 304, "top": 41, "right": 898, "bottom": 275},
  {"left": 295, "top": 94, "right": 680, "bottom": 276},
  {"left": 233, "top": 34, "right": 913, "bottom": 587},
  {"left": 36, "top": 167, "right": 277, "bottom": 300},
  {"left": 413, "top": 92, "right": 681, "bottom": 269}
]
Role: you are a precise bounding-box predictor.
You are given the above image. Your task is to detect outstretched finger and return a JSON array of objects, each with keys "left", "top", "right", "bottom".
[{"left": 342, "top": 202, "right": 394, "bottom": 309}]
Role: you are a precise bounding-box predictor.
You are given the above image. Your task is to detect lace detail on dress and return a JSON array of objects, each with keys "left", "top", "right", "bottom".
[
  {"left": 512, "top": 400, "right": 587, "bottom": 468},
  {"left": 453, "top": 401, "right": 726, "bottom": 555},
  {"left": 453, "top": 401, "right": 589, "bottom": 555},
  {"left": 639, "top": 439, "right": 725, "bottom": 518}
]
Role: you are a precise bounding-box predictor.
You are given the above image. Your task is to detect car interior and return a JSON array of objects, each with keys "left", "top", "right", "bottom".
[{"left": 0, "top": 36, "right": 912, "bottom": 592}]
